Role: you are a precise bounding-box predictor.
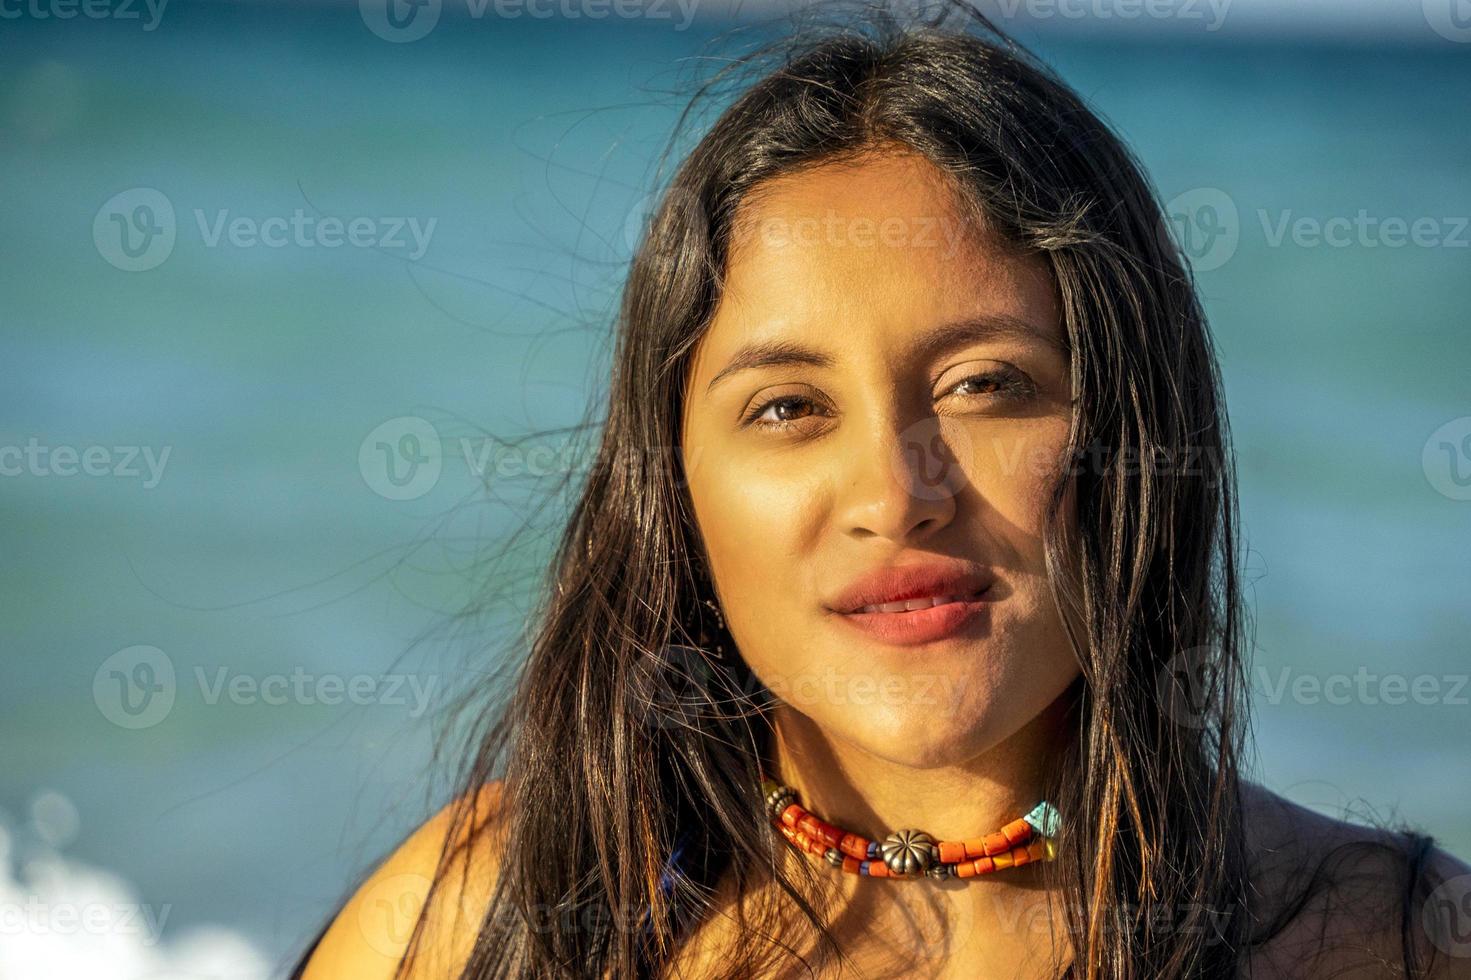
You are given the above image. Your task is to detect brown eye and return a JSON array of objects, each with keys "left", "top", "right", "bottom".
[
  {"left": 742, "top": 394, "right": 825, "bottom": 430},
  {"left": 956, "top": 375, "right": 1003, "bottom": 395},
  {"left": 947, "top": 368, "right": 1036, "bottom": 401},
  {"left": 747, "top": 394, "right": 817, "bottom": 423}
]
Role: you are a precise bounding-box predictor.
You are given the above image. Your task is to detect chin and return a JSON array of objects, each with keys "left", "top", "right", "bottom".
[{"left": 825, "top": 699, "right": 1006, "bottom": 768}]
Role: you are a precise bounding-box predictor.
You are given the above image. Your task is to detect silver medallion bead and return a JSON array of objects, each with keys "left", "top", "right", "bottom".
[{"left": 880, "top": 829, "right": 938, "bottom": 875}]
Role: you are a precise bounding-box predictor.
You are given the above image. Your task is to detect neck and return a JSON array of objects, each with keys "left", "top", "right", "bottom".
[{"left": 761, "top": 693, "right": 1073, "bottom": 845}]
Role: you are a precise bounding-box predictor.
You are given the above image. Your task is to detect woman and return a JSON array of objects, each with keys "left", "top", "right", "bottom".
[{"left": 295, "top": 4, "right": 1470, "bottom": 977}]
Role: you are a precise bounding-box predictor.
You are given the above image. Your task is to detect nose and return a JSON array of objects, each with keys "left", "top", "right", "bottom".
[{"left": 834, "top": 411, "right": 962, "bottom": 543}]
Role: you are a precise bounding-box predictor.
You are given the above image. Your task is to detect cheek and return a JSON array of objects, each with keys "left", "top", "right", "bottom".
[
  {"left": 686, "top": 439, "right": 825, "bottom": 632},
  {"left": 965, "top": 421, "right": 1072, "bottom": 549}
]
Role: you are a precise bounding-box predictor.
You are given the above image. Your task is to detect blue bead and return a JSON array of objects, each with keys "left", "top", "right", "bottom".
[
  {"left": 859, "top": 860, "right": 871, "bottom": 875},
  {"left": 1023, "top": 801, "right": 1061, "bottom": 837},
  {"left": 866, "top": 841, "right": 878, "bottom": 859}
]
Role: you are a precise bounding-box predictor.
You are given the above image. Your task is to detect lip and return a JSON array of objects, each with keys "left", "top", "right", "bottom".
[{"left": 825, "top": 561, "right": 995, "bottom": 647}]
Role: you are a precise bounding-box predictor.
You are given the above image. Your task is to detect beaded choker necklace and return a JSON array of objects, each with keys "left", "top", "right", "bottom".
[{"left": 760, "top": 773, "right": 1060, "bottom": 880}]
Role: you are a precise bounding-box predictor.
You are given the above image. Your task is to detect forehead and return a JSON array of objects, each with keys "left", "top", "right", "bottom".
[{"left": 704, "top": 151, "right": 1061, "bottom": 364}]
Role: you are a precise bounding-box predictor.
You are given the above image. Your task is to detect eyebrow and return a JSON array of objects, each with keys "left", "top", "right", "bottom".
[{"left": 703, "top": 314, "right": 1066, "bottom": 395}]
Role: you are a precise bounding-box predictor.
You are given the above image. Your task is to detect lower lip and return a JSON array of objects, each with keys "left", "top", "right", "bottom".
[{"left": 833, "top": 592, "right": 991, "bottom": 646}]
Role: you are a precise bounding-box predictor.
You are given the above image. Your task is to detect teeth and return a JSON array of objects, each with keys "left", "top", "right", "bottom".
[{"left": 858, "top": 594, "right": 970, "bottom": 614}]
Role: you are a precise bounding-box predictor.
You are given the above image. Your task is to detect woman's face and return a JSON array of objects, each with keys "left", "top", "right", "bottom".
[{"left": 679, "top": 150, "right": 1081, "bottom": 769}]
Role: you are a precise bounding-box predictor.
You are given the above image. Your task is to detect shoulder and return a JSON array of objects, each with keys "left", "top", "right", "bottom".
[
  {"left": 1240, "top": 779, "right": 1471, "bottom": 979},
  {"left": 300, "top": 779, "right": 509, "bottom": 980}
]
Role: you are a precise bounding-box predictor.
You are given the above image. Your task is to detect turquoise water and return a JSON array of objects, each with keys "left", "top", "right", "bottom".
[{"left": 2, "top": 2, "right": 1468, "bottom": 969}]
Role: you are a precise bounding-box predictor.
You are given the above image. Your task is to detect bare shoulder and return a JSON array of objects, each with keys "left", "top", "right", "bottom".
[
  {"left": 1240, "top": 779, "right": 1471, "bottom": 979},
  {"left": 300, "top": 779, "right": 509, "bottom": 980}
]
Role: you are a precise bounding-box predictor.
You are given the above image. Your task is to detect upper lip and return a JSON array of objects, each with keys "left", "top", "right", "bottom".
[{"left": 826, "top": 560, "right": 995, "bottom": 614}]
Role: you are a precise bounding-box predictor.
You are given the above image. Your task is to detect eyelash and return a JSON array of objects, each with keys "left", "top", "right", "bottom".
[{"left": 741, "top": 368, "right": 1037, "bottom": 431}]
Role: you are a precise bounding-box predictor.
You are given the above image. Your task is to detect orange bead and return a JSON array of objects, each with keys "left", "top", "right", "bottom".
[
  {"left": 779, "top": 804, "right": 804, "bottom": 829},
  {"left": 983, "top": 831, "right": 1011, "bottom": 856},
  {"left": 955, "top": 860, "right": 977, "bottom": 878},
  {"left": 991, "top": 851, "right": 1014, "bottom": 870},
  {"left": 938, "top": 841, "right": 968, "bottom": 864},
  {"left": 812, "top": 821, "right": 843, "bottom": 848},
  {"left": 842, "top": 856, "right": 861, "bottom": 874},
  {"left": 1002, "top": 818, "right": 1033, "bottom": 845},
  {"left": 868, "top": 860, "right": 890, "bottom": 878},
  {"left": 1011, "top": 844, "right": 1032, "bottom": 867},
  {"left": 839, "top": 833, "right": 869, "bottom": 859},
  {"left": 972, "top": 856, "right": 995, "bottom": 874},
  {"left": 962, "top": 837, "right": 988, "bottom": 859}
]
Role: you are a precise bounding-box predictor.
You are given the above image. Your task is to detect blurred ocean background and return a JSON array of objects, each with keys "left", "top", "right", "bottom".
[{"left": 1, "top": 0, "right": 1468, "bottom": 974}]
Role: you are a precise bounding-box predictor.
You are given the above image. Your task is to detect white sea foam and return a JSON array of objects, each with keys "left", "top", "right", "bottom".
[{"left": 0, "top": 793, "right": 270, "bottom": 980}]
